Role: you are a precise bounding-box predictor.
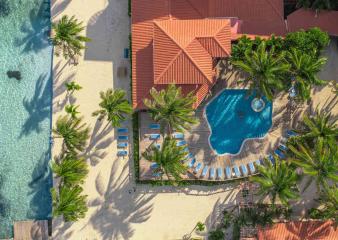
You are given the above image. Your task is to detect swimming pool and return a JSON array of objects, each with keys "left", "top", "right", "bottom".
[
  {"left": 205, "top": 89, "right": 272, "bottom": 155},
  {"left": 0, "top": 0, "right": 52, "bottom": 237}
]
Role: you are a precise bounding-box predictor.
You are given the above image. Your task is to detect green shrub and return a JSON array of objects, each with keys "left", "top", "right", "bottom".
[
  {"left": 132, "top": 112, "right": 140, "bottom": 181},
  {"left": 284, "top": 27, "right": 330, "bottom": 57},
  {"left": 208, "top": 229, "right": 225, "bottom": 240}
]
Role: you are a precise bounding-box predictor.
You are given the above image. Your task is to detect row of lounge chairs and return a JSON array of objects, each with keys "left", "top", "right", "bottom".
[{"left": 117, "top": 128, "right": 129, "bottom": 157}]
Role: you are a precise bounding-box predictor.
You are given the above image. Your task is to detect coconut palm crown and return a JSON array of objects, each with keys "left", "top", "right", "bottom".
[
  {"left": 53, "top": 115, "right": 90, "bottom": 152},
  {"left": 143, "top": 84, "right": 198, "bottom": 136},
  {"left": 288, "top": 49, "right": 327, "bottom": 101},
  {"left": 92, "top": 89, "right": 132, "bottom": 127},
  {"left": 51, "top": 15, "right": 91, "bottom": 61},
  {"left": 142, "top": 137, "right": 188, "bottom": 181},
  {"left": 232, "top": 42, "right": 290, "bottom": 101},
  {"left": 250, "top": 156, "right": 300, "bottom": 207}
]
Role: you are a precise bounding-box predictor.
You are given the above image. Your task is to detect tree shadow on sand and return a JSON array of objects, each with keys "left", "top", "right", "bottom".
[
  {"left": 0, "top": 174, "right": 11, "bottom": 238},
  {"left": 87, "top": 160, "right": 155, "bottom": 240},
  {"left": 20, "top": 74, "right": 52, "bottom": 137},
  {"left": 81, "top": 119, "right": 113, "bottom": 166},
  {"left": 51, "top": 0, "right": 71, "bottom": 19},
  {"left": 15, "top": 1, "right": 51, "bottom": 53}
]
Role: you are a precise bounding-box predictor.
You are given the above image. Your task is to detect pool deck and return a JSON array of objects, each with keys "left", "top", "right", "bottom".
[{"left": 139, "top": 59, "right": 338, "bottom": 181}]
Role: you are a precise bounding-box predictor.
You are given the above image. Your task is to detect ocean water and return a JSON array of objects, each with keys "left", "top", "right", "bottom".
[
  {"left": 0, "top": 0, "right": 52, "bottom": 237},
  {"left": 205, "top": 90, "right": 272, "bottom": 155}
]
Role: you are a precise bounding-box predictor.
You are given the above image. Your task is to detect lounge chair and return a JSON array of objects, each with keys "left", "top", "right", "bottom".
[
  {"left": 149, "top": 134, "right": 160, "bottom": 140},
  {"left": 248, "top": 162, "right": 256, "bottom": 174},
  {"left": 154, "top": 143, "right": 161, "bottom": 149},
  {"left": 124, "top": 48, "right": 129, "bottom": 59},
  {"left": 268, "top": 155, "right": 275, "bottom": 165},
  {"left": 149, "top": 123, "right": 160, "bottom": 130},
  {"left": 117, "top": 150, "right": 128, "bottom": 157},
  {"left": 225, "top": 167, "right": 231, "bottom": 179},
  {"left": 278, "top": 144, "right": 288, "bottom": 151},
  {"left": 188, "top": 158, "right": 196, "bottom": 168},
  {"left": 201, "top": 166, "right": 209, "bottom": 178},
  {"left": 233, "top": 166, "right": 241, "bottom": 178},
  {"left": 275, "top": 149, "right": 286, "bottom": 159},
  {"left": 182, "top": 147, "right": 189, "bottom": 153},
  {"left": 185, "top": 152, "right": 193, "bottom": 160},
  {"left": 217, "top": 168, "right": 223, "bottom": 179},
  {"left": 255, "top": 159, "right": 262, "bottom": 167},
  {"left": 118, "top": 135, "right": 128, "bottom": 141},
  {"left": 176, "top": 140, "right": 187, "bottom": 147},
  {"left": 152, "top": 172, "right": 162, "bottom": 178},
  {"left": 286, "top": 130, "right": 298, "bottom": 138},
  {"left": 117, "top": 142, "right": 128, "bottom": 148},
  {"left": 209, "top": 168, "right": 215, "bottom": 179},
  {"left": 172, "top": 132, "right": 184, "bottom": 139},
  {"left": 240, "top": 164, "right": 248, "bottom": 176},
  {"left": 117, "top": 128, "right": 128, "bottom": 134},
  {"left": 194, "top": 163, "right": 202, "bottom": 174},
  {"left": 150, "top": 163, "right": 159, "bottom": 169}
]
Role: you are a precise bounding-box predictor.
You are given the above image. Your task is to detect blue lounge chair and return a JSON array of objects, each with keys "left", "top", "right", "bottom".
[
  {"left": 255, "top": 159, "right": 262, "bottom": 166},
  {"left": 248, "top": 162, "right": 256, "bottom": 174},
  {"left": 240, "top": 164, "right": 248, "bottom": 176},
  {"left": 172, "top": 133, "right": 184, "bottom": 139},
  {"left": 117, "top": 150, "right": 128, "bottom": 156},
  {"left": 176, "top": 140, "right": 187, "bottom": 147},
  {"left": 209, "top": 168, "right": 215, "bottom": 179},
  {"left": 279, "top": 144, "right": 288, "bottom": 151},
  {"left": 149, "top": 124, "right": 160, "bottom": 130},
  {"left": 286, "top": 130, "right": 298, "bottom": 138},
  {"left": 149, "top": 134, "right": 160, "bottom": 140},
  {"left": 118, "top": 135, "right": 128, "bottom": 141},
  {"left": 201, "top": 166, "right": 209, "bottom": 178},
  {"left": 194, "top": 163, "right": 202, "bottom": 174},
  {"left": 154, "top": 143, "right": 161, "bottom": 149},
  {"left": 152, "top": 172, "right": 162, "bottom": 178},
  {"left": 188, "top": 158, "right": 196, "bottom": 168},
  {"left": 233, "top": 166, "right": 241, "bottom": 178},
  {"left": 117, "top": 142, "right": 128, "bottom": 148},
  {"left": 124, "top": 48, "right": 129, "bottom": 59},
  {"left": 117, "top": 128, "right": 128, "bottom": 134},
  {"left": 185, "top": 152, "right": 193, "bottom": 160},
  {"left": 268, "top": 155, "right": 275, "bottom": 165},
  {"left": 150, "top": 163, "right": 159, "bottom": 169},
  {"left": 182, "top": 147, "right": 189, "bottom": 153},
  {"left": 275, "top": 149, "right": 286, "bottom": 159},
  {"left": 225, "top": 167, "right": 231, "bottom": 179},
  {"left": 217, "top": 168, "right": 223, "bottom": 179}
]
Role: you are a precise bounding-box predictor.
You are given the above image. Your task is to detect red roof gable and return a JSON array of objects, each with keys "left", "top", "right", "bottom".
[
  {"left": 131, "top": 0, "right": 286, "bottom": 109},
  {"left": 257, "top": 221, "right": 338, "bottom": 240},
  {"left": 287, "top": 9, "right": 338, "bottom": 36}
]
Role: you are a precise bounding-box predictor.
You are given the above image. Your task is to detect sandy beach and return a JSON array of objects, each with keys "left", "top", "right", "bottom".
[{"left": 50, "top": 0, "right": 338, "bottom": 239}]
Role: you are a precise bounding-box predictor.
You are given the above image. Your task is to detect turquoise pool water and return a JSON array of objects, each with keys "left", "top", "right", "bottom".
[
  {"left": 0, "top": 0, "right": 52, "bottom": 237},
  {"left": 205, "top": 90, "right": 272, "bottom": 155}
]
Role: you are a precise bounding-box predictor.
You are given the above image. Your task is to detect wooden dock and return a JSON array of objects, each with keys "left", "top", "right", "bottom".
[{"left": 13, "top": 220, "right": 49, "bottom": 240}]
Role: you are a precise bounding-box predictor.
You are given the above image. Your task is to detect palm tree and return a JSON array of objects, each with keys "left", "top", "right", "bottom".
[
  {"left": 65, "top": 81, "right": 82, "bottom": 95},
  {"left": 53, "top": 115, "right": 90, "bottom": 152},
  {"left": 297, "top": 0, "right": 338, "bottom": 10},
  {"left": 51, "top": 185, "right": 88, "bottom": 222},
  {"left": 294, "top": 110, "right": 337, "bottom": 147},
  {"left": 250, "top": 157, "right": 300, "bottom": 207},
  {"left": 65, "top": 104, "right": 80, "bottom": 119},
  {"left": 92, "top": 89, "right": 132, "bottom": 128},
  {"left": 288, "top": 49, "right": 327, "bottom": 101},
  {"left": 308, "top": 187, "right": 338, "bottom": 222},
  {"left": 232, "top": 42, "right": 290, "bottom": 101},
  {"left": 287, "top": 140, "right": 338, "bottom": 192},
  {"left": 143, "top": 84, "right": 198, "bottom": 136},
  {"left": 51, "top": 153, "right": 88, "bottom": 186},
  {"left": 51, "top": 15, "right": 90, "bottom": 61},
  {"left": 142, "top": 137, "right": 188, "bottom": 181}
]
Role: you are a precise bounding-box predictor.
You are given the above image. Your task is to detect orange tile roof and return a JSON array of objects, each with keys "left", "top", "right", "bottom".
[
  {"left": 287, "top": 9, "right": 338, "bottom": 36},
  {"left": 257, "top": 221, "right": 338, "bottom": 240},
  {"left": 131, "top": 0, "right": 286, "bottom": 109}
]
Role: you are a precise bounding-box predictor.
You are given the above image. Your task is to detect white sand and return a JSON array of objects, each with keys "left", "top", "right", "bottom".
[{"left": 51, "top": 0, "right": 239, "bottom": 239}]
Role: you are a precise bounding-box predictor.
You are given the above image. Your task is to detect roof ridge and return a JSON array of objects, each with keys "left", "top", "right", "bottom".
[
  {"left": 185, "top": 0, "right": 204, "bottom": 18},
  {"left": 154, "top": 21, "right": 212, "bottom": 84},
  {"left": 264, "top": 0, "right": 285, "bottom": 21}
]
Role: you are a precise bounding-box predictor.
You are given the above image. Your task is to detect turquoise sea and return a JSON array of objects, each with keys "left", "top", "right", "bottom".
[{"left": 0, "top": 0, "right": 52, "bottom": 237}]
